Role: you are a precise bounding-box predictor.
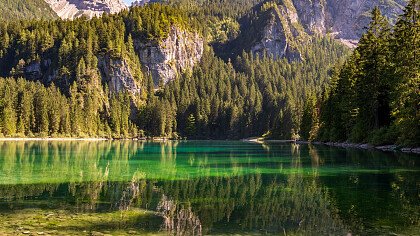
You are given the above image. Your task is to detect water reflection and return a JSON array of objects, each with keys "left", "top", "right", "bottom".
[{"left": 0, "top": 141, "right": 418, "bottom": 235}]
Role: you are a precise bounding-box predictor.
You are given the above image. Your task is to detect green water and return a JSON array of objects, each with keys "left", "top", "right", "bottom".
[{"left": 0, "top": 141, "right": 418, "bottom": 235}]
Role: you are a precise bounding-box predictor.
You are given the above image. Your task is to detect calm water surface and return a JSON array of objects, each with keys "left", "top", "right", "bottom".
[{"left": 0, "top": 141, "right": 418, "bottom": 235}]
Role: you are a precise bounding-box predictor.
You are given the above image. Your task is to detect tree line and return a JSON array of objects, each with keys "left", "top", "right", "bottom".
[
  {"left": 6, "top": 1, "right": 418, "bottom": 145},
  {"left": 302, "top": 1, "right": 419, "bottom": 146}
]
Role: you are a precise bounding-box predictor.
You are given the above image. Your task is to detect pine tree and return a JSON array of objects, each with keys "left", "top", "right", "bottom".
[
  {"left": 185, "top": 113, "right": 196, "bottom": 137},
  {"left": 390, "top": 0, "right": 420, "bottom": 145},
  {"left": 353, "top": 7, "right": 391, "bottom": 141}
]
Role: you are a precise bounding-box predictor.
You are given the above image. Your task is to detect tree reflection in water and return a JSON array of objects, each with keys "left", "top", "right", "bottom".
[
  {"left": 0, "top": 141, "right": 418, "bottom": 235},
  {"left": 157, "top": 194, "right": 202, "bottom": 235}
]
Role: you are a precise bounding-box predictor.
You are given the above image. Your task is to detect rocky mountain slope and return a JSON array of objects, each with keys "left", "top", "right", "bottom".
[
  {"left": 44, "top": 0, "right": 127, "bottom": 19},
  {"left": 226, "top": 0, "right": 407, "bottom": 61},
  {"left": 135, "top": 26, "right": 204, "bottom": 85},
  {"left": 291, "top": 0, "right": 407, "bottom": 43}
]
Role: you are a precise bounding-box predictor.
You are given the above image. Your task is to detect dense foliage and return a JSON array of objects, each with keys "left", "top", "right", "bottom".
[
  {"left": 0, "top": 4, "right": 189, "bottom": 138},
  {"left": 0, "top": 77, "right": 138, "bottom": 138},
  {"left": 0, "top": 2, "right": 350, "bottom": 139},
  {"left": 151, "top": 37, "right": 347, "bottom": 139},
  {"left": 2, "top": 1, "right": 417, "bottom": 145},
  {"left": 0, "top": 0, "right": 57, "bottom": 21},
  {"left": 312, "top": 1, "right": 419, "bottom": 146}
]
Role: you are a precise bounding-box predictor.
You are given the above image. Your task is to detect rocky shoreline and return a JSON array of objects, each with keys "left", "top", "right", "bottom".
[{"left": 304, "top": 141, "right": 420, "bottom": 155}]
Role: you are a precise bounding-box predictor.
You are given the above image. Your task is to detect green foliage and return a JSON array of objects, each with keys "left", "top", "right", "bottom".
[
  {"left": 208, "top": 18, "right": 240, "bottom": 43},
  {"left": 151, "top": 35, "right": 347, "bottom": 139},
  {"left": 0, "top": 0, "right": 57, "bottom": 21},
  {"left": 318, "top": 1, "right": 420, "bottom": 146},
  {"left": 0, "top": 77, "right": 141, "bottom": 138},
  {"left": 300, "top": 95, "right": 319, "bottom": 141},
  {"left": 0, "top": 2, "right": 348, "bottom": 139}
]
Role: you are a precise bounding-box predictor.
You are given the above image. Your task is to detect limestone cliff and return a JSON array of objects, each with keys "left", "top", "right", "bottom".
[
  {"left": 22, "top": 26, "right": 203, "bottom": 96},
  {"left": 134, "top": 26, "right": 204, "bottom": 86},
  {"left": 44, "top": 0, "right": 127, "bottom": 20},
  {"left": 230, "top": 1, "right": 307, "bottom": 61},
  {"left": 286, "top": 0, "right": 407, "bottom": 42},
  {"left": 98, "top": 55, "right": 143, "bottom": 97},
  {"left": 250, "top": 2, "right": 306, "bottom": 60},
  {"left": 230, "top": 0, "right": 406, "bottom": 61}
]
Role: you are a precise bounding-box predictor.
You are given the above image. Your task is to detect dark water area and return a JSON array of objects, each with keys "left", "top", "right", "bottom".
[{"left": 0, "top": 141, "right": 418, "bottom": 235}]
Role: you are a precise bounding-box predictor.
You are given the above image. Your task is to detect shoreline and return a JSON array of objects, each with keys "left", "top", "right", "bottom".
[
  {"left": 0, "top": 137, "right": 171, "bottom": 142},
  {"left": 0, "top": 137, "right": 109, "bottom": 141},
  {"left": 310, "top": 141, "right": 420, "bottom": 155},
  {"left": 245, "top": 138, "right": 420, "bottom": 155},
  {"left": 0, "top": 137, "right": 419, "bottom": 155}
]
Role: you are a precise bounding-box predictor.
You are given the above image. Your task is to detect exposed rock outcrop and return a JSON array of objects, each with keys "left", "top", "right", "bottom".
[
  {"left": 98, "top": 55, "right": 142, "bottom": 96},
  {"left": 134, "top": 26, "right": 204, "bottom": 86},
  {"left": 290, "top": 0, "right": 407, "bottom": 40},
  {"left": 230, "top": 1, "right": 307, "bottom": 61},
  {"left": 131, "top": 0, "right": 161, "bottom": 7},
  {"left": 250, "top": 3, "right": 305, "bottom": 60},
  {"left": 231, "top": 0, "right": 406, "bottom": 61},
  {"left": 44, "top": 0, "right": 127, "bottom": 20}
]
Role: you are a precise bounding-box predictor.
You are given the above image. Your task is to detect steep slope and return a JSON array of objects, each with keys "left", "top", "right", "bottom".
[
  {"left": 0, "top": 4, "right": 203, "bottom": 95},
  {"left": 44, "top": 0, "right": 127, "bottom": 19},
  {"left": 292, "top": 0, "right": 407, "bottom": 43},
  {"left": 0, "top": 0, "right": 57, "bottom": 20},
  {"left": 226, "top": 1, "right": 308, "bottom": 61},
  {"left": 221, "top": 0, "right": 407, "bottom": 61},
  {"left": 135, "top": 26, "right": 204, "bottom": 85}
]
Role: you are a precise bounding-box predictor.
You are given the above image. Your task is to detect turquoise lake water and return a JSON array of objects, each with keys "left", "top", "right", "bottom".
[{"left": 0, "top": 141, "right": 418, "bottom": 235}]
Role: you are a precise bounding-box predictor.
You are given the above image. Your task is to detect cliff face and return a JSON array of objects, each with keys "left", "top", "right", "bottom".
[
  {"left": 44, "top": 0, "right": 127, "bottom": 19},
  {"left": 135, "top": 26, "right": 204, "bottom": 86},
  {"left": 22, "top": 26, "right": 203, "bottom": 95},
  {"left": 292, "top": 0, "right": 407, "bottom": 40},
  {"left": 234, "top": 0, "right": 406, "bottom": 61},
  {"left": 98, "top": 55, "right": 143, "bottom": 96},
  {"left": 250, "top": 3, "right": 305, "bottom": 60}
]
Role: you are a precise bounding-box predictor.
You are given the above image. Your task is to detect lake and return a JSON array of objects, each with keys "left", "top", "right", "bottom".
[{"left": 0, "top": 141, "right": 418, "bottom": 235}]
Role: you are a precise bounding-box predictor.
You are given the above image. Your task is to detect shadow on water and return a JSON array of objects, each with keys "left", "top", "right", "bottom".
[{"left": 0, "top": 141, "right": 418, "bottom": 235}]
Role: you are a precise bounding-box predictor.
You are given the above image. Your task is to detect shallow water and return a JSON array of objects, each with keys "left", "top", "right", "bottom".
[{"left": 0, "top": 141, "right": 419, "bottom": 235}]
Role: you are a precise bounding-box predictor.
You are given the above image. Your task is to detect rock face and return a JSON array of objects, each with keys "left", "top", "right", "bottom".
[
  {"left": 238, "top": 0, "right": 407, "bottom": 60},
  {"left": 290, "top": 0, "right": 407, "bottom": 40},
  {"left": 131, "top": 0, "right": 161, "bottom": 7},
  {"left": 22, "top": 26, "right": 203, "bottom": 93},
  {"left": 134, "top": 26, "right": 204, "bottom": 86},
  {"left": 98, "top": 55, "right": 142, "bottom": 96},
  {"left": 44, "top": 0, "right": 127, "bottom": 20},
  {"left": 250, "top": 3, "right": 305, "bottom": 60}
]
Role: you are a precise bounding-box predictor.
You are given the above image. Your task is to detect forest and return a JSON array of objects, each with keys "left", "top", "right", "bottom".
[
  {"left": 308, "top": 2, "right": 419, "bottom": 146},
  {"left": 0, "top": 0, "right": 418, "bottom": 146}
]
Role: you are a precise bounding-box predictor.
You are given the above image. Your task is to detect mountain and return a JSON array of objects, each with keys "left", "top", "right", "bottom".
[
  {"left": 44, "top": 0, "right": 127, "bottom": 19},
  {"left": 290, "top": 0, "right": 407, "bottom": 43},
  {"left": 131, "top": 0, "right": 162, "bottom": 6},
  {"left": 215, "top": 0, "right": 407, "bottom": 61},
  {"left": 0, "top": 0, "right": 57, "bottom": 20},
  {"left": 0, "top": 0, "right": 416, "bottom": 142}
]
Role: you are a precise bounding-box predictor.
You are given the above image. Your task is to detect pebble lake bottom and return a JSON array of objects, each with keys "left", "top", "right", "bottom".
[{"left": 0, "top": 140, "right": 418, "bottom": 235}]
